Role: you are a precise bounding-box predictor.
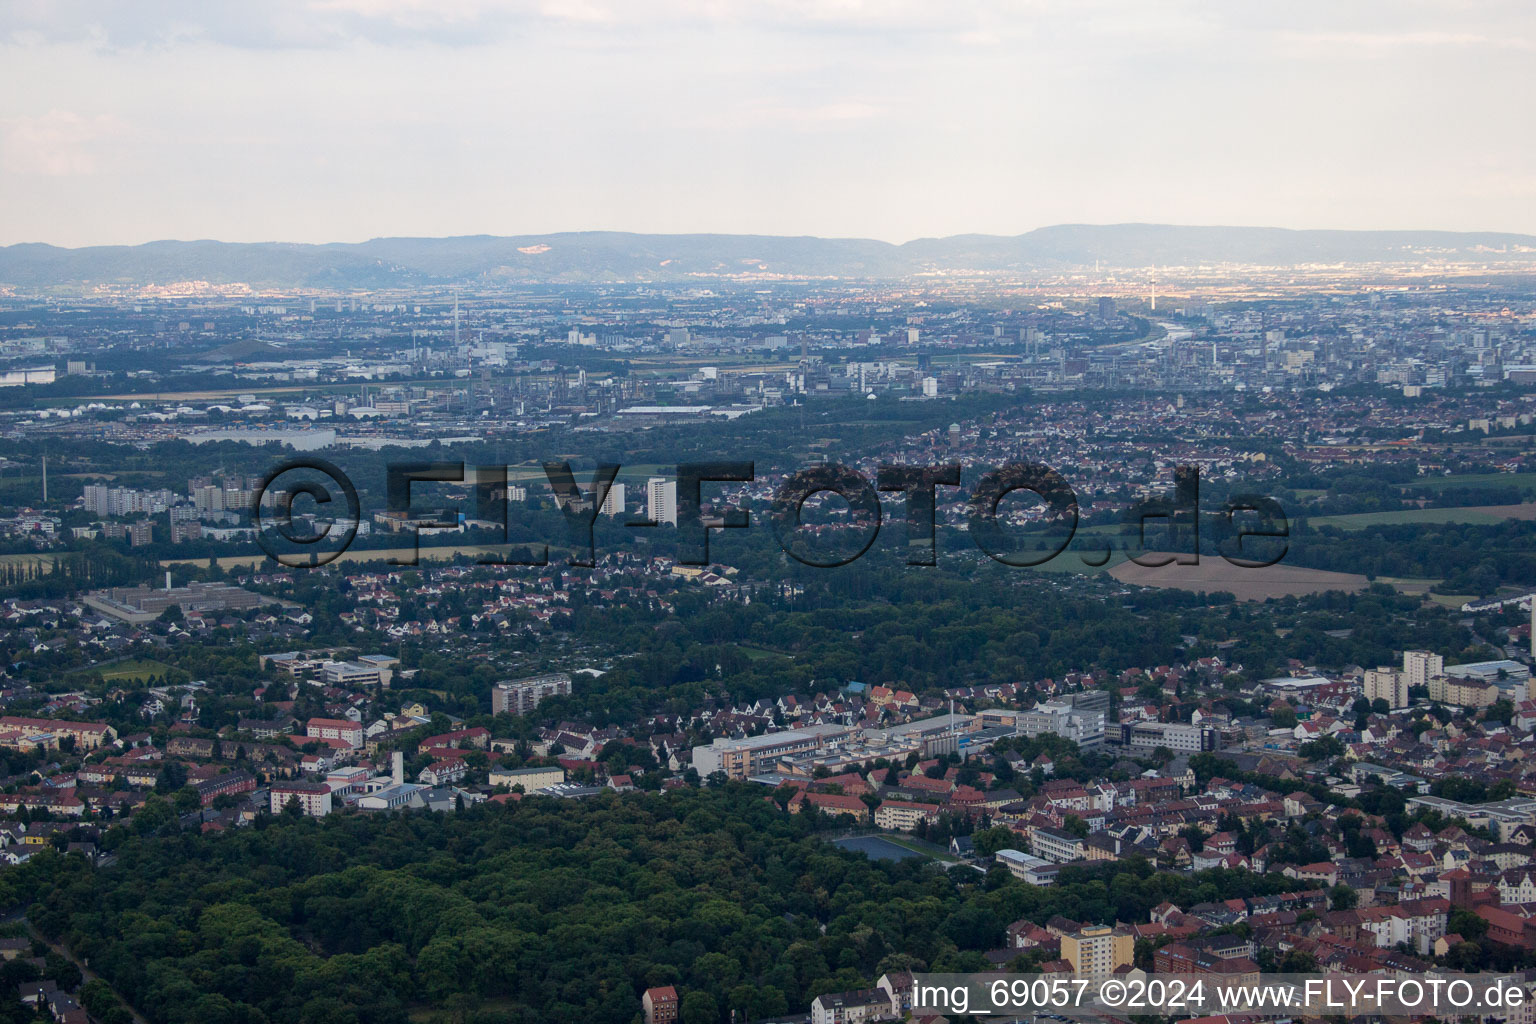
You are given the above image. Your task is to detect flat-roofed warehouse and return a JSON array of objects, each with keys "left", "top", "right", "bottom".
[
  {"left": 692, "top": 724, "right": 853, "bottom": 780},
  {"left": 83, "top": 581, "right": 273, "bottom": 624}
]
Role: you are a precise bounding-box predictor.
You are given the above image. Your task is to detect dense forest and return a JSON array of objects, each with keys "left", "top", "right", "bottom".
[
  {"left": 8, "top": 787, "right": 1307, "bottom": 1024},
  {"left": 1285, "top": 519, "right": 1536, "bottom": 593}
]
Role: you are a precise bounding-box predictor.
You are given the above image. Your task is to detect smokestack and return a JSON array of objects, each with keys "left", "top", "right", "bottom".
[
  {"left": 1530, "top": 599, "right": 1535, "bottom": 660},
  {"left": 41, "top": 456, "right": 46, "bottom": 504},
  {"left": 392, "top": 751, "right": 404, "bottom": 787},
  {"left": 165, "top": 570, "right": 172, "bottom": 591}
]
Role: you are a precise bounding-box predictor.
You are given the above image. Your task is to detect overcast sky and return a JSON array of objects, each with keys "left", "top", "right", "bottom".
[{"left": 1, "top": 0, "right": 1533, "bottom": 247}]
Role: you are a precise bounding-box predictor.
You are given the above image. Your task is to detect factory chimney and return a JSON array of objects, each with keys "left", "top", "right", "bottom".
[{"left": 392, "top": 750, "right": 404, "bottom": 787}]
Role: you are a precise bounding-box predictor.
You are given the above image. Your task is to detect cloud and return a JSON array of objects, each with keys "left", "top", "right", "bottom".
[
  {"left": 0, "top": 0, "right": 1031, "bottom": 51},
  {"left": 750, "top": 100, "right": 886, "bottom": 129},
  {"left": 2, "top": 0, "right": 1534, "bottom": 244},
  {"left": 1, "top": 0, "right": 504, "bottom": 50},
  {"left": 0, "top": 110, "right": 127, "bottom": 175},
  {"left": 1275, "top": 29, "right": 1536, "bottom": 57},
  {"left": 4, "top": 0, "right": 1532, "bottom": 57}
]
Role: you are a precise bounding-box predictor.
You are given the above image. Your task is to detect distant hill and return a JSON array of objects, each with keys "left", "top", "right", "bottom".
[{"left": 4, "top": 225, "right": 1536, "bottom": 288}]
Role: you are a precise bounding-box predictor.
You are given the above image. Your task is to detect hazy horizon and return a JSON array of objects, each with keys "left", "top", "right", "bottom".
[
  {"left": 9, "top": 220, "right": 1536, "bottom": 252},
  {"left": 3, "top": 1, "right": 1535, "bottom": 247}
]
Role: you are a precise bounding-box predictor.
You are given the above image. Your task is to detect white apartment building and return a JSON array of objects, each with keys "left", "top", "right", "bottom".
[
  {"left": 874, "top": 799, "right": 938, "bottom": 832},
  {"left": 1364, "top": 667, "right": 1410, "bottom": 709},
  {"left": 271, "top": 780, "right": 333, "bottom": 817},
  {"left": 306, "top": 718, "right": 364, "bottom": 748},
  {"left": 1061, "top": 926, "right": 1133, "bottom": 979},
  {"left": 1403, "top": 650, "right": 1443, "bottom": 691},
  {"left": 646, "top": 477, "right": 677, "bottom": 526},
  {"left": 488, "top": 766, "right": 565, "bottom": 792},
  {"left": 600, "top": 482, "right": 626, "bottom": 516},
  {"left": 492, "top": 673, "right": 572, "bottom": 715}
]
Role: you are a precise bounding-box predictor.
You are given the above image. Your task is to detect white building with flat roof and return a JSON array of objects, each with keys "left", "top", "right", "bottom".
[
  {"left": 692, "top": 724, "right": 852, "bottom": 780},
  {"left": 1019, "top": 699, "right": 1104, "bottom": 749},
  {"left": 492, "top": 673, "right": 572, "bottom": 716},
  {"left": 1364, "top": 667, "right": 1409, "bottom": 709},
  {"left": 489, "top": 765, "right": 565, "bottom": 792},
  {"left": 1444, "top": 659, "right": 1529, "bottom": 685},
  {"left": 646, "top": 477, "right": 677, "bottom": 526},
  {"left": 996, "top": 848, "right": 1059, "bottom": 885},
  {"left": 1404, "top": 650, "right": 1443, "bottom": 691}
]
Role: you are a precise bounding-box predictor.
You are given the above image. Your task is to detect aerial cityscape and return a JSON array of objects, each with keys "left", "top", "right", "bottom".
[{"left": 3, "top": 3, "right": 1536, "bottom": 1024}]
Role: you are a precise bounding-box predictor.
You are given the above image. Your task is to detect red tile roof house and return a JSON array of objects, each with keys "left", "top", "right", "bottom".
[
  {"left": 814, "top": 772, "right": 872, "bottom": 795},
  {"left": 642, "top": 986, "right": 678, "bottom": 1024},
  {"left": 788, "top": 791, "right": 870, "bottom": 822},
  {"left": 0, "top": 716, "right": 116, "bottom": 750},
  {"left": 416, "top": 727, "right": 490, "bottom": 754},
  {"left": 305, "top": 718, "right": 363, "bottom": 748},
  {"left": 903, "top": 774, "right": 954, "bottom": 796},
  {"left": 418, "top": 757, "right": 467, "bottom": 786}
]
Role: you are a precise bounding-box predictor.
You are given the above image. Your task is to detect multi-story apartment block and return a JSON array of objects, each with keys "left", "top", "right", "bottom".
[
  {"left": 492, "top": 673, "right": 572, "bottom": 716},
  {"left": 873, "top": 799, "right": 938, "bottom": 832},
  {"left": 1061, "top": 925, "right": 1133, "bottom": 979},
  {"left": 306, "top": 718, "right": 364, "bottom": 748},
  {"left": 271, "top": 780, "right": 333, "bottom": 817},
  {"left": 1364, "top": 667, "right": 1409, "bottom": 709},
  {"left": 1403, "top": 649, "right": 1443, "bottom": 691}
]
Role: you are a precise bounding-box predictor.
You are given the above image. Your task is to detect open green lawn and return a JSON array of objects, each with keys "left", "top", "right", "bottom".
[
  {"left": 1307, "top": 506, "right": 1520, "bottom": 530},
  {"left": 1376, "top": 576, "right": 1442, "bottom": 596},
  {"left": 1020, "top": 547, "right": 1129, "bottom": 573},
  {"left": 737, "top": 644, "right": 791, "bottom": 661},
  {"left": 500, "top": 463, "right": 674, "bottom": 482},
  {"left": 0, "top": 553, "right": 58, "bottom": 570},
  {"left": 1408, "top": 473, "right": 1536, "bottom": 494},
  {"left": 95, "top": 658, "right": 175, "bottom": 683}
]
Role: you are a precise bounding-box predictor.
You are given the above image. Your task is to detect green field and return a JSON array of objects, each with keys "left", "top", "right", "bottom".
[
  {"left": 1376, "top": 576, "right": 1443, "bottom": 596},
  {"left": 0, "top": 553, "right": 58, "bottom": 570},
  {"left": 737, "top": 644, "right": 791, "bottom": 661},
  {"left": 1427, "top": 592, "right": 1479, "bottom": 608},
  {"left": 1021, "top": 547, "right": 1129, "bottom": 573},
  {"left": 95, "top": 658, "right": 175, "bottom": 683},
  {"left": 1407, "top": 473, "right": 1536, "bottom": 495},
  {"left": 1308, "top": 507, "right": 1521, "bottom": 530},
  {"left": 500, "top": 462, "right": 674, "bottom": 483}
]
